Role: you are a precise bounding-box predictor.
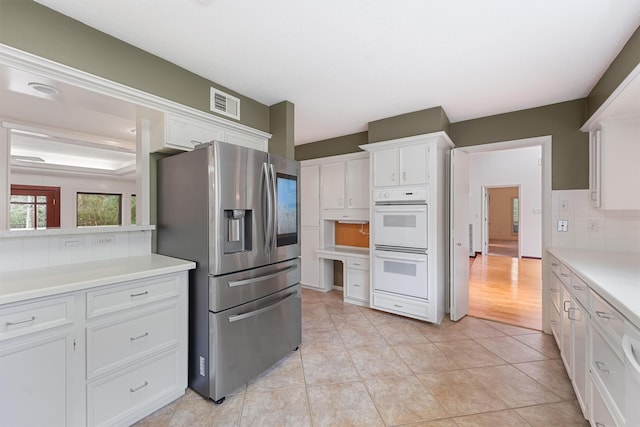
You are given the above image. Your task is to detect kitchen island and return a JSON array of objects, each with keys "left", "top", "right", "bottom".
[{"left": 0, "top": 254, "right": 195, "bottom": 427}]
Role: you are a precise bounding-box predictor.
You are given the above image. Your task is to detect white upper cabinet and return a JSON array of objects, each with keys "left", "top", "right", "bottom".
[
  {"left": 151, "top": 113, "right": 270, "bottom": 153},
  {"left": 589, "top": 119, "right": 640, "bottom": 210},
  {"left": 301, "top": 164, "right": 320, "bottom": 227},
  {"left": 320, "top": 152, "right": 369, "bottom": 220},
  {"left": 583, "top": 62, "right": 640, "bottom": 210},
  {"left": 372, "top": 143, "right": 430, "bottom": 187}
]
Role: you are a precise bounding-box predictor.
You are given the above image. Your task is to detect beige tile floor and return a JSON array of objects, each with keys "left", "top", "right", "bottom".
[{"left": 135, "top": 289, "right": 589, "bottom": 426}]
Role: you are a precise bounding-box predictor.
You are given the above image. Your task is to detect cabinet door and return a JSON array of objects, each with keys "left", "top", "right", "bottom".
[
  {"left": 345, "top": 268, "right": 369, "bottom": 303},
  {"left": 301, "top": 227, "right": 321, "bottom": 289},
  {"left": 400, "top": 144, "right": 429, "bottom": 185},
  {"left": 321, "top": 162, "right": 346, "bottom": 209},
  {"left": 1, "top": 331, "right": 74, "bottom": 427},
  {"left": 571, "top": 300, "right": 588, "bottom": 414},
  {"left": 346, "top": 158, "right": 369, "bottom": 209},
  {"left": 373, "top": 149, "right": 398, "bottom": 187},
  {"left": 561, "top": 286, "right": 573, "bottom": 378},
  {"left": 301, "top": 165, "right": 320, "bottom": 227}
]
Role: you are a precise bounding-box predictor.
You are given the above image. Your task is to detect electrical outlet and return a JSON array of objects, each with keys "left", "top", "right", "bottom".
[
  {"left": 557, "top": 220, "right": 568, "bottom": 232},
  {"left": 95, "top": 235, "right": 115, "bottom": 246},
  {"left": 588, "top": 219, "right": 598, "bottom": 232}
]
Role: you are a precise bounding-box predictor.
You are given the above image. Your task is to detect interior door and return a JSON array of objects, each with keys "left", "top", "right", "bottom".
[{"left": 450, "top": 149, "right": 470, "bottom": 321}]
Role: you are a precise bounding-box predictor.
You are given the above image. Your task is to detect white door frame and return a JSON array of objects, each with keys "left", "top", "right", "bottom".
[
  {"left": 451, "top": 136, "right": 552, "bottom": 333},
  {"left": 481, "top": 184, "right": 521, "bottom": 258}
]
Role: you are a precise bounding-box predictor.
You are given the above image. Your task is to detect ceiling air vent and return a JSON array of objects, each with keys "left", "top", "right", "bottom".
[{"left": 210, "top": 87, "right": 240, "bottom": 120}]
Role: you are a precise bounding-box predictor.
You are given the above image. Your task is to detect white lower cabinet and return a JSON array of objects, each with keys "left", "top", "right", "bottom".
[
  {"left": 0, "top": 328, "right": 76, "bottom": 427},
  {"left": 301, "top": 227, "right": 321, "bottom": 290},
  {"left": 344, "top": 257, "right": 369, "bottom": 306},
  {"left": 0, "top": 271, "right": 188, "bottom": 427}
]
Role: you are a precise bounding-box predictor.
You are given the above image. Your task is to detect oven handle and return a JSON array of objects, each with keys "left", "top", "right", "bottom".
[
  {"left": 227, "top": 291, "right": 297, "bottom": 323},
  {"left": 374, "top": 205, "right": 426, "bottom": 213},
  {"left": 375, "top": 252, "right": 427, "bottom": 263}
]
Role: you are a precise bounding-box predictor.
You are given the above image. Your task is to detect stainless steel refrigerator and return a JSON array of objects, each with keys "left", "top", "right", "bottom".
[{"left": 157, "top": 141, "right": 301, "bottom": 403}]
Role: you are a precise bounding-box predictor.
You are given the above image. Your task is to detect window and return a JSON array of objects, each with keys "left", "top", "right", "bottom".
[
  {"left": 131, "top": 194, "right": 137, "bottom": 225},
  {"left": 512, "top": 197, "right": 519, "bottom": 234},
  {"left": 77, "top": 193, "right": 122, "bottom": 227},
  {"left": 10, "top": 185, "right": 60, "bottom": 230}
]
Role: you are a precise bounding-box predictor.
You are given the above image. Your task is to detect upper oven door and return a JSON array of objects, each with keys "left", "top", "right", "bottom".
[{"left": 374, "top": 204, "right": 428, "bottom": 249}]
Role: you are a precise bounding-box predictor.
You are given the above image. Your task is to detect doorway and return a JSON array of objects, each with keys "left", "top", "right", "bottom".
[
  {"left": 484, "top": 186, "right": 520, "bottom": 258},
  {"left": 450, "top": 137, "right": 551, "bottom": 331}
]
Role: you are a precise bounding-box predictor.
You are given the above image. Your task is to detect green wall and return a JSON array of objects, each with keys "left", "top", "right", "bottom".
[
  {"left": 368, "top": 107, "right": 450, "bottom": 143},
  {"left": 269, "top": 101, "right": 295, "bottom": 159},
  {"left": 449, "top": 99, "right": 588, "bottom": 190},
  {"left": 0, "top": 0, "right": 270, "bottom": 133},
  {"left": 295, "top": 131, "right": 368, "bottom": 161},
  {"left": 587, "top": 25, "right": 640, "bottom": 118}
]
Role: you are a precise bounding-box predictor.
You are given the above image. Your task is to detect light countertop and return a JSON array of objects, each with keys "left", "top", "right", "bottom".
[
  {"left": 547, "top": 247, "right": 640, "bottom": 328},
  {"left": 316, "top": 246, "right": 369, "bottom": 260},
  {"left": 0, "top": 254, "right": 196, "bottom": 306}
]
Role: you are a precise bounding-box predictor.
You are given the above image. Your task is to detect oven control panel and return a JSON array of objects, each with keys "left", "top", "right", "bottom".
[{"left": 374, "top": 186, "right": 428, "bottom": 203}]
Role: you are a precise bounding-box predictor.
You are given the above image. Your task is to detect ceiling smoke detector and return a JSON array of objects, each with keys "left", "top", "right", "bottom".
[{"left": 28, "top": 82, "right": 60, "bottom": 96}]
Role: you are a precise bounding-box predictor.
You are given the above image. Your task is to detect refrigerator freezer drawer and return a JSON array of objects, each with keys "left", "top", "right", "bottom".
[
  {"left": 209, "top": 258, "right": 300, "bottom": 312},
  {"left": 208, "top": 284, "right": 301, "bottom": 401}
]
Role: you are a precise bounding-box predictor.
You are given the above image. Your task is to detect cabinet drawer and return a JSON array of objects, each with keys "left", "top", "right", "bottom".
[
  {"left": 558, "top": 265, "right": 572, "bottom": 286},
  {"left": 550, "top": 275, "right": 562, "bottom": 313},
  {"left": 87, "top": 349, "right": 179, "bottom": 427},
  {"left": 591, "top": 326, "right": 625, "bottom": 418},
  {"left": 86, "top": 275, "right": 180, "bottom": 318},
  {"left": 86, "top": 302, "right": 178, "bottom": 379},
  {"left": 373, "top": 293, "right": 429, "bottom": 320},
  {"left": 345, "top": 269, "right": 369, "bottom": 302},
  {"left": 569, "top": 276, "right": 589, "bottom": 307},
  {"left": 0, "top": 296, "right": 73, "bottom": 341},
  {"left": 549, "top": 255, "right": 561, "bottom": 275},
  {"left": 591, "top": 290, "right": 625, "bottom": 349},
  {"left": 347, "top": 257, "right": 369, "bottom": 270}
]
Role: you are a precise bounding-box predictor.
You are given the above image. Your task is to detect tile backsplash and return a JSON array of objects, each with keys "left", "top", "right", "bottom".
[
  {"left": 552, "top": 190, "right": 640, "bottom": 253},
  {"left": 0, "top": 229, "right": 152, "bottom": 272}
]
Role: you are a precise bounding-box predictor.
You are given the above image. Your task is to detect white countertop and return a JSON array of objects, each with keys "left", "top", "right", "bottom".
[
  {"left": 0, "top": 254, "right": 196, "bottom": 306},
  {"left": 316, "top": 246, "right": 370, "bottom": 260},
  {"left": 547, "top": 247, "right": 640, "bottom": 328}
]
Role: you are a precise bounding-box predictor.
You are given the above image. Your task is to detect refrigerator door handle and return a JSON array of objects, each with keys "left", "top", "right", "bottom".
[
  {"left": 269, "top": 163, "right": 277, "bottom": 251},
  {"left": 227, "top": 291, "right": 297, "bottom": 323},
  {"left": 227, "top": 264, "right": 298, "bottom": 288},
  {"left": 262, "top": 162, "right": 274, "bottom": 253}
]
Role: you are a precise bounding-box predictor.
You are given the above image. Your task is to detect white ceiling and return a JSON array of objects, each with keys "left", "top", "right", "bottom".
[{"left": 22, "top": 0, "right": 640, "bottom": 145}]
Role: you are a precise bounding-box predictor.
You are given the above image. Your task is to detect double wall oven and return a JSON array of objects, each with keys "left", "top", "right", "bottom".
[{"left": 372, "top": 187, "right": 429, "bottom": 300}]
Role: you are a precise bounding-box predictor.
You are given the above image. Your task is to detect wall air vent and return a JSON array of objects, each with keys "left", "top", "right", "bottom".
[{"left": 210, "top": 87, "right": 240, "bottom": 120}]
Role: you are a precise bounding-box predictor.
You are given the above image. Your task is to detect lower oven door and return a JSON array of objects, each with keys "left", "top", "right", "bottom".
[
  {"left": 374, "top": 204, "right": 428, "bottom": 249},
  {"left": 209, "top": 284, "right": 301, "bottom": 401},
  {"left": 373, "top": 249, "right": 428, "bottom": 299}
]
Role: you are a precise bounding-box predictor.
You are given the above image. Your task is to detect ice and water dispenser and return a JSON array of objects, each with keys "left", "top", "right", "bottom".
[{"left": 224, "top": 209, "right": 252, "bottom": 253}]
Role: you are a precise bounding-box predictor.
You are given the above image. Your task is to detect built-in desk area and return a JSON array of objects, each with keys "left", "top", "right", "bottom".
[{"left": 316, "top": 245, "right": 369, "bottom": 306}]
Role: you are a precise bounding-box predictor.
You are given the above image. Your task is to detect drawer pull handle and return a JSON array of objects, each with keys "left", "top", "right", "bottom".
[
  {"left": 560, "top": 273, "right": 570, "bottom": 278},
  {"left": 353, "top": 284, "right": 360, "bottom": 287},
  {"left": 595, "top": 423, "right": 606, "bottom": 427},
  {"left": 6, "top": 316, "right": 36, "bottom": 326},
  {"left": 572, "top": 285, "right": 584, "bottom": 291},
  {"left": 393, "top": 304, "right": 403, "bottom": 308},
  {"left": 130, "top": 332, "right": 150, "bottom": 342},
  {"left": 551, "top": 262, "right": 559, "bottom": 267},
  {"left": 550, "top": 288, "right": 559, "bottom": 292},
  {"left": 129, "top": 381, "right": 149, "bottom": 393},
  {"left": 130, "top": 291, "right": 149, "bottom": 298},
  {"left": 563, "top": 300, "right": 571, "bottom": 313},
  {"left": 352, "top": 263, "right": 361, "bottom": 266},
  {"left": 228, "top": 291, "right": 296, "bottom": 323},
  {"left": 550, "top": 320, "right": 558, "bottom": 325},
  {"left": 595, "top": 311, "right": 611, "bottom": 320},
  {"left": 595, "top": 361, "right": 610, "bottom": 375}
]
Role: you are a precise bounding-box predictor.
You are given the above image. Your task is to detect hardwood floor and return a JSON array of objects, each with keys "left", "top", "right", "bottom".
[
  {"left": 487, "top": 238, "right": 518, "bottom": 257},
  {"left": 468, "top": 254, "right": 542, "bottom": 331}
]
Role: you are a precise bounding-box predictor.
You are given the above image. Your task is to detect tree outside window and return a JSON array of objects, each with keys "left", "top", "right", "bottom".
[{"left": 77, "top": 193, "right": 122, "bottom": 227}]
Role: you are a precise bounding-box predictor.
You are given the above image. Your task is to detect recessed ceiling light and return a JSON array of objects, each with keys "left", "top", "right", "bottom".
[{"left": 27, "top": 82, "right": 60, "bottom": 96}]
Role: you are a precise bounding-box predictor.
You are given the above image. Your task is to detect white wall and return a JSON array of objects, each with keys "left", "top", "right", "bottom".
[
  {"left": 11, "top": 169, "right": 136, "bottom": 228},
  {"left": 551, "top": 189, "right": 640, "bottom": 253},
  {"left": 469, "top": 146, "right": 542, "bottom": 258}
]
